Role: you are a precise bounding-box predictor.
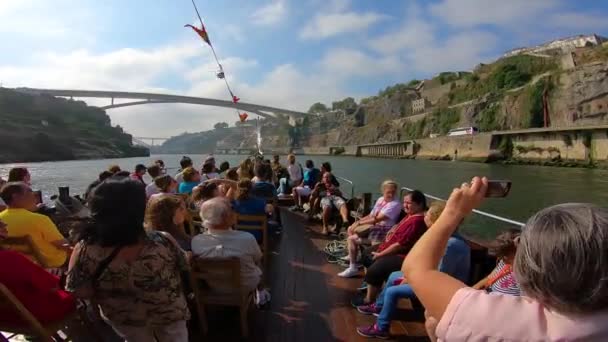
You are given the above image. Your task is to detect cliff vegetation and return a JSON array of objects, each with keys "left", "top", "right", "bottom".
[{"left": 0, "top": 88, "right": 148, "bottom": 163}]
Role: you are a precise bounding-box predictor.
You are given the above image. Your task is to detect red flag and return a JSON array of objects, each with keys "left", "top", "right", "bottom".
[
  {"left": 185, "top": 24, "right": 211, "bottom": 45},
  {"left": 232, "top": 95, "right": 240, "bottom": 103},
  {"left": 239, "top": 112, "right": 248, "bottom": 122}
]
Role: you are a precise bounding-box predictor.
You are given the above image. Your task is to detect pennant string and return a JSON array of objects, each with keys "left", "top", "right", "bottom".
[{"left": 188, "top": 0, "right": 245, "bottom": 122}]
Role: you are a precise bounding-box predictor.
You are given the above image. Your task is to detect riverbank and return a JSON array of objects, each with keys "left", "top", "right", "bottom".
[{"left": 289, "top": 124, "right": 608, "bottom": 169}]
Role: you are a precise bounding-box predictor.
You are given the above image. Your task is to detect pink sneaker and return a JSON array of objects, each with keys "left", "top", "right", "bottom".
[{"left": 356, "top": 303, "right": 381, "bottom": 316}]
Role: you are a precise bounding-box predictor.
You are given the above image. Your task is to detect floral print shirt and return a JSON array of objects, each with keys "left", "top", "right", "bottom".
[{"left": 66, "top": 232, "right": 190, "bottom": 327}]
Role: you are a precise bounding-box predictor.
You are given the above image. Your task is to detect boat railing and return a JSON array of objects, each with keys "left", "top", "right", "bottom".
[
  {"left": 336, "top": 176, "right": 355, "bottom": 199},
  {"left": 400, "top": 187, "right": 525, "bottom": 227}
]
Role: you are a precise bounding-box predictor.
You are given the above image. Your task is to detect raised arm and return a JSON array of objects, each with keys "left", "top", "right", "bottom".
[{"left": 403, "top": 177, "right": 487, "bottom": 320}]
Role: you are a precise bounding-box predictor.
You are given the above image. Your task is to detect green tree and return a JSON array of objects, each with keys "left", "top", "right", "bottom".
[
  {"left": 308, "top": 102, "right": 329, "bottom": 114},
  {"left": 332, "top": 97, "right": 357, "bottom": 111},
  {"left": 214, "top": 122, "right": 229, "bottom": 129}
]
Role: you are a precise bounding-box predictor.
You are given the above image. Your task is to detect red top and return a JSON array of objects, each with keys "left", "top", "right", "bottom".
[
  {"left": 377, "top": 214, "right": 427, "bottom": 254},
  {"left": 0, "top": 250, "right": 76, "bottom": 325}
]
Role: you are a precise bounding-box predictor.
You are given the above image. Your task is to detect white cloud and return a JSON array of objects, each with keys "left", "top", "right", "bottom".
[
  {"left": 548, "top": 12, "right": 608, "bottom": 31},
  {"left": 368, "top": 17, "right": 435, "bottom": 55},
  {"left": 300, "top": 12, "right": 385, "bottom": 40},
  {"left": 368, "top": 6, "right": 498, "bottom": 76},
  {"left": 429, "top": 0, "right": 558, "bottom": 28},
  {"left": 408, "top": 31, "right": 498, "bottom": 73},
  {"left": 0, "top": 44, "right": 202, "bottom": 90},
  {"left": 250, "top": 0, "right": 287, "bottom": 27},
  {"left": 320, "top": 48, "right": 402, "bottom": 77}
]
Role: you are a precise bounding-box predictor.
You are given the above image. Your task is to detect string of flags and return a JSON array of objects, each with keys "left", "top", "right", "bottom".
[{"left": 185, "top": 0, "right": 248, "bottom": 123}]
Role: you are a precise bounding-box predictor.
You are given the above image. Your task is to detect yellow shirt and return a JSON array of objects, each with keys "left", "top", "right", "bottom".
[{"left": 0, "top": 208, "right": 67, "bottom": 268}]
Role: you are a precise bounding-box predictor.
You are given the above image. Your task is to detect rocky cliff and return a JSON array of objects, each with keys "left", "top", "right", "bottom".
[
  {"left": 158, "top": 43, "right": 608, "bottom": 154},
  {"left": 0, "top": 88, "right": 148, "bottom": 163}
]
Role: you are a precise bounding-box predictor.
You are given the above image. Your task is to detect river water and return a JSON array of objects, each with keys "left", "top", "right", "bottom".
[{"left": 2, "top": 154, "right": 607, "bottom": 240}]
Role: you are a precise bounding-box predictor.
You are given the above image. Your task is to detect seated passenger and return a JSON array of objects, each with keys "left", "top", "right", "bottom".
[
  {"left": 0, "top": 182, "right": 69, "bottom": 268},
  {"left": 237, "top": 159, "right": 254, "bottom": 180},
  {"left": 145, "top": 195, "right": 192, "bottom": 251},
  {"left": 66, "top": 178, "right": 190, "bottom": 342},
  {"left": 154, "top": 159, "right": 166, "bottom": 175},
  {"left": 130, "top": 164, "right": 147, "bottom": 185},
  {"left": 319, "top": 172, "right": 350, "bottom": 235},
  {"left": 0, "top": 220, "right": 77, "bottom": 327},
  {"left": 290, "top": 160, "right": 321, "bottom": 211},
  {"left": 191, "top": 198, "right": 263, "bottom": 293},
  {"left": 338, "top": 190, "right": 426, "bottom": 279},
  {"left": 346, "top": 180, "right": 402, "bottom": 243},
  {"left": 308, "top": 162, "right": 337, "bottom": 217},
  {"left": 251, "top": 162, "right": 277, "bottom": 200},
  {"left": 278, "top": 154, "right": 302, "bottom": 195},
  {"left": 233, "top": 179, "right": 274, "bottom": 241},
  {"left": 200, "top": 162, "right": 220, "bottom": 181},
  {"left": 84, "top": 171, "right": 113, "bottom": 200},
  {"left": 145, "top": 164, "right": 163, "bottom": 198},
  {"left": 149, "top": 175, "right": 179, "bottom": 201},
  {"left": 473, "top": 229, "right": 521, "bottom": 296},
  {"left": 405, "top": 177, "right": 608, "bottom": 341},
  {"left": 355, "top": 202, "right": 470, "bottom": 339},
  {"left": 218, "top": 161, "right": 230, "bottom": 176},
  {"left": 8, "top": 167, "right": 31, "bottom": 185},
  {"left": 178, "top": 167, "right": 201, "bottom": 195},
  {"left": 220, "top": 168, "right": 239, "bottom": 195},
  {"left": 192, "top": 182, "right": 220, "bottom": 210},
  {"left": 175, "top": 156, "right": 193, "bottom": 184}
]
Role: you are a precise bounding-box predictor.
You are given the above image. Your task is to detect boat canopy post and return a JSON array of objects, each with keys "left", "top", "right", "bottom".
[{"left": 400, "top": 186, "right": 525, "bottom": 227}]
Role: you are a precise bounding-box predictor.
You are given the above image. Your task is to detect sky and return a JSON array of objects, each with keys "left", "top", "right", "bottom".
[{"left": 1, "top": 0, "right": 607, "bottom": 138}]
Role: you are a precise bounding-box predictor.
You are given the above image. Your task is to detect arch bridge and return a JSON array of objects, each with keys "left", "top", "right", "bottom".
[{"left": 14, "top": 88, "right": 310, "bottom": 120}]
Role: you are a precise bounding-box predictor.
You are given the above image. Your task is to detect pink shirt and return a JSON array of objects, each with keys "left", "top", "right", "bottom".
[{"left": 437, "top": 287, "right": 608, "bottom": 341}]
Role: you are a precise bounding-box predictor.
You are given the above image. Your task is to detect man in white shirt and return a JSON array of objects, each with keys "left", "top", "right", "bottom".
[
  {"left": 191, "top": 197, "right": 262, "bottom": 292},
  {"left": 144, "top": 164, "right": 162, "bottom": 198},
  {"left": 175, "top": 156, "right": 193, "bottom": 184}
]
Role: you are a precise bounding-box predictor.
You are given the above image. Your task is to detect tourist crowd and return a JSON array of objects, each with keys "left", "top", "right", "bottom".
[{"left": 0, "top": 156, "right": 607, "bottom": 341}]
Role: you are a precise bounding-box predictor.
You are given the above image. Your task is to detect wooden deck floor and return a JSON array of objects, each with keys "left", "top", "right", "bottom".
[{"left": 205, "top": 209, "right": 429, "bottom": 341}]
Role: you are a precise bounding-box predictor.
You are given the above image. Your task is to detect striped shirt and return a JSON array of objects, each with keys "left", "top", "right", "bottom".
[{"left": 487, "top": 260, "right": 520, "bottom": 296}]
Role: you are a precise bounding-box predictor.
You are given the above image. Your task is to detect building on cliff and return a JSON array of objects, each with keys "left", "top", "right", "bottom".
[{"left": 504, "top": 34, "right": 608, "bottom": 58}]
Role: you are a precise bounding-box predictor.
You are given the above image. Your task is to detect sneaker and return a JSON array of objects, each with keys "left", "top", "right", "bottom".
[
  {"left": 356, "top": 303, "right": 381, "bottom": 316},
  {"left": 350, "top": 296, "right": 367, "bottom": 308},
  {"left": 289, "top": 205, "right": 299, "bottom": 211},
  {"left": 255, "top": 288, "right": 271, "bottom": 308},
  {"left": 357, "top": 282, "right": 368, "bottom": 291},
  {"left": 356, "top": 324, "right": 389, "bottom": 339},
  {"left": 337, "top": 267, "right": 360, "bottom": 278}
]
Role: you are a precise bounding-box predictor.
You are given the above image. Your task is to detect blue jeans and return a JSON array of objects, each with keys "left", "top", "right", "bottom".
[
  {"left": 375, "top": 271, "right": 416, "bottom": 331},
  {"left": 278, "top": 178, "right": 290, "bottom": 195}
]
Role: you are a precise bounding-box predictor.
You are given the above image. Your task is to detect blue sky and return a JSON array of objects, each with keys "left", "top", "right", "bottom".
[{"left": 1, "top": 0, "right": 607, "bottom": 137}]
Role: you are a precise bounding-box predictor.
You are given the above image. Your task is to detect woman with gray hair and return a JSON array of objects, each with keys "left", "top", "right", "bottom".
[{"left": 404, "top": 177, "right": 608, "bottom": 341}]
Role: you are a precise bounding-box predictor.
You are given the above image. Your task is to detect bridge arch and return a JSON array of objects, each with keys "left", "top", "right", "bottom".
[{"left": 15, "top": 88, "right": 310, "bottom": 120}]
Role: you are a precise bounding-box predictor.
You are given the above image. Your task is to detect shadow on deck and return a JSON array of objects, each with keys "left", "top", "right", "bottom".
[{"left": 205, "top": 209, "right": 429, "bottom": 341}]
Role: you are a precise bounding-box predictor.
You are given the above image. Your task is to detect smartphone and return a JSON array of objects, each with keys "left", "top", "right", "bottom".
[
  {"left": 58, "top": 186, "right": 71, "bottom": 204},
  {"left": 486, "top": 180, "right": 512, "bottom": 198},
  {"left": 33, "top": 190, "right": 43, "bottom": 205}
]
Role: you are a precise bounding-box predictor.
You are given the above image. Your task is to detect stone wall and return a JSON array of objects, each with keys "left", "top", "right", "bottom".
[
  {"left": 301, "top": 146, "right": 330, "bottom": 155},
  {"left": 507, "top": 129, "right": 608, "bottom": 161},
  {"left": 414, "top": 134, "right": 493, "bottom": 161}
]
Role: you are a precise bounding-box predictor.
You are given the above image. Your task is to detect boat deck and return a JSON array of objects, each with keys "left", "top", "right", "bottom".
[
  {"left": 203, "top": 208, "right": 429, "bottom": 341},
  {"left": 4, "top": 208, "right": 429, "bottom": 342}
]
